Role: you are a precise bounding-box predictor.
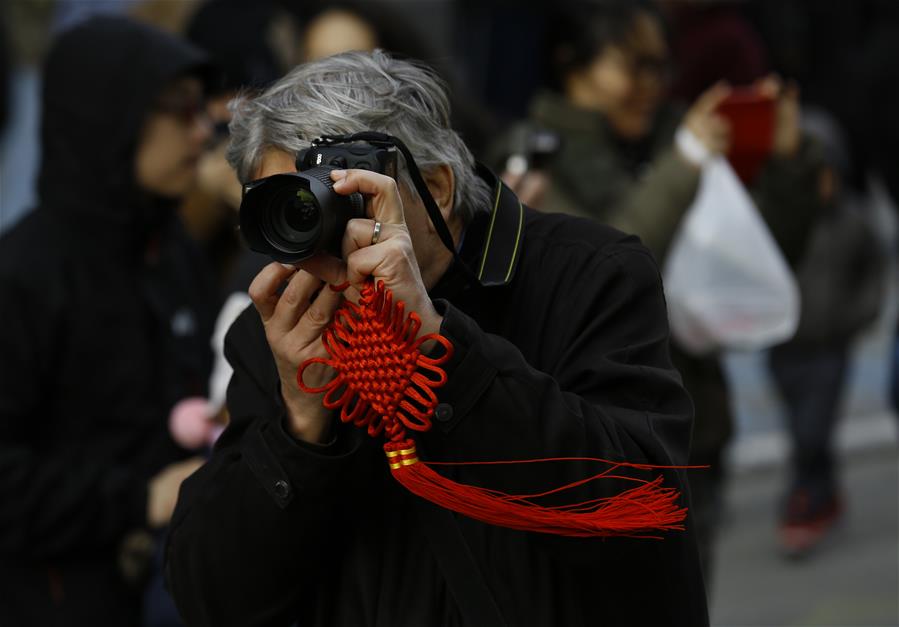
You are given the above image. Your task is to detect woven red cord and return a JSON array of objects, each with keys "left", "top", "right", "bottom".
[
  {"left": 297, "top": 280, "right": 453, "bottom": 443},
  {"left": 296, "top": 280, "right": 696, "bottom": 537}
]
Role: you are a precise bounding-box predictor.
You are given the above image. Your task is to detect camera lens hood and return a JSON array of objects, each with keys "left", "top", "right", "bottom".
[{"left": 239, "top": 166, "right": 364, "bottom": 264}]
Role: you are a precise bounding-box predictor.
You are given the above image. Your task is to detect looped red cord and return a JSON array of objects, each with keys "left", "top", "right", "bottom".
[
  {"left": 297, "top": 280, "right": 453, "bottom": 443},
  {"left": 297, "top": 280, "right": 697, "bottom": 538}
]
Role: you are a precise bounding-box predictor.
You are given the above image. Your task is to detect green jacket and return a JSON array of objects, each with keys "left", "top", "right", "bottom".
[{"left": 496, "top": 90, "right": 823, "bottom": 456}]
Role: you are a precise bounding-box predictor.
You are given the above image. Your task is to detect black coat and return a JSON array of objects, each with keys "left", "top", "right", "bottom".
[
  {"left": 0, "top": 17, "right": 216, "bottom": 626},
  {"left": 166, "top": 191, "right": 708, "bottom": 626}
]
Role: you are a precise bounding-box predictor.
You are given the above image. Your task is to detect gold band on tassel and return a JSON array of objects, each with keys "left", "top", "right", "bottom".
[
  {"left": 385, "top": 446, "right": 417, "bottom": 459},
  {"left": 389, "top": 456, "right": 419, "bottom": 470},
  {"left": 386, "top": 445, "right": 419, "bottom": 469}
]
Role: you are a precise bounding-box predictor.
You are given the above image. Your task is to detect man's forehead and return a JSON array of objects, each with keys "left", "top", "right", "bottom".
[{"left": 253, "top": 147, "right": 297, "bottom": 180}]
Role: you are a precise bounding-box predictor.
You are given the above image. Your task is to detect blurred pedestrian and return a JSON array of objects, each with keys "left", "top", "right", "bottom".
[
  {"left": 181, "top": 0, "right": 295, "bottom": 293},
  {"left": 288, "top": 0, "right": 494, "bottom": 156},
  {"left": 493, "top": 0, "right": 824, "bottom": 588},
  {"left": 0, "top": 17, "right": 218, "bottom": 625},
  {"left": 768, "top": 109, "right": 887, "bottom": 557},
  {"left": 180, "top": 0, "right": 302, "bottom": 449},
  {"left": 665, "top": 0, "right": 768, "bottom": 104}
]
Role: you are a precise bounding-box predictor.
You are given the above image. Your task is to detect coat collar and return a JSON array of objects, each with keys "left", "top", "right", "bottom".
[{"left": 431, "top": 165, "right": 524, "bottom": 299}]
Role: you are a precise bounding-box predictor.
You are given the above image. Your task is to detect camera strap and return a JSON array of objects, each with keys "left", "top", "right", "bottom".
[{"left": 313, "top": 131, "right": 481, "bottom": 283}]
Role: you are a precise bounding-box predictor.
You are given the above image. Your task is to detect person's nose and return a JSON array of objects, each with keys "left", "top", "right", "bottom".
[{"left": 191, "top": 111, "right": 213, "bottom": 147}]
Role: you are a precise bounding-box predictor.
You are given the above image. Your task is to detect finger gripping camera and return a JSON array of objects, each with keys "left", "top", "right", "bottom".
[{"left": 239, "top": 139, "right": 398, "bottom": 264}]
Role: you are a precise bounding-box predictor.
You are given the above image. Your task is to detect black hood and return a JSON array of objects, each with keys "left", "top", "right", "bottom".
[
  {"left": 186, "top": 0, "right": 286, "bottom": 91},
  {"left": 37, "top": 17, "right": 212, "bottom": 249}
]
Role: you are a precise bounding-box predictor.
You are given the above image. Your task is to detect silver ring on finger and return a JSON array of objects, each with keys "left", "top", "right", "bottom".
[{"left": 371, "top": 221, "right": 382, "bottom": 245}]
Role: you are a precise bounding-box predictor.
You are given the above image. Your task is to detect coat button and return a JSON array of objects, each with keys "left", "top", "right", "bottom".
[
  {"left": 434, "top": 403, "right": 453, "bottom": 423},
  {"left": 273, "top": 480, "right": 290, "bottom": 500}
]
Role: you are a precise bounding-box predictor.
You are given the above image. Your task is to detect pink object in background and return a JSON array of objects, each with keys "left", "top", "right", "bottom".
[{"left": 169, "top": 397, "right": 215, "bottom": 450}]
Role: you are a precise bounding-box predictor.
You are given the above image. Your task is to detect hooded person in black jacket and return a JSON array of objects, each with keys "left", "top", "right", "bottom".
[
  {"left": 0, "top": 17, "right": 219, "bottom": 626},
  {"left": 166, "top": 50, "right": 708, "bottom": 626}
]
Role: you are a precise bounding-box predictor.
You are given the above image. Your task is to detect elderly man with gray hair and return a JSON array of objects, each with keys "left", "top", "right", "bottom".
[{"left": 166, "top": 50, "right": 707, "bottom": 627}]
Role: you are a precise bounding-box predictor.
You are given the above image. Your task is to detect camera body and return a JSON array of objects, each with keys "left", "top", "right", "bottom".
[
  {"left": 297, "top": 142, "right": 398, "bottom": 177},
  {"left": 239, "top": 141, "right": 398, "bottom": 264}
]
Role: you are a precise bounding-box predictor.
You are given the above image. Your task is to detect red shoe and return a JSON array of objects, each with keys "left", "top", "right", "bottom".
[{"left": 778, "top": 489, "right": 844, "bottom": 558}]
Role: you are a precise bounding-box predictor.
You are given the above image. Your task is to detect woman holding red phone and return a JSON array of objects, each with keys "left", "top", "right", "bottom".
[{"left": 495, "top": 0, "right": 823, "bottom": 590}]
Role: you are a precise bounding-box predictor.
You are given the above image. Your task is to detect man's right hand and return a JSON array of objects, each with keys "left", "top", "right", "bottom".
[{"left": 247, "top": 262, "right": 344, "bottom": 444}]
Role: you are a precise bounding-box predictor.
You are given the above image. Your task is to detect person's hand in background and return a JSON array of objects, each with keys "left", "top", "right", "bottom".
[
  {"left": 756, "top": 74, "right": 801, "bottom": 159},
  {"left": 678, "top": 82, "right": 733, "bottom": 166},
  {"left": 147, "top": 457, "right": 205, "bottom": 529},
  {"left": 501, "top": 162, "right": 550, "bottom": 209}
]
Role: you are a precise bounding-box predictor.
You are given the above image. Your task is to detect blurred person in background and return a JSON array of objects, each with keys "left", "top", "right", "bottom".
[
  {"left": 166, "top": 0, "right": 304, "bottom": 469},
  {"left": 767, "top": 109, "right": 887, "bottom": 558},
  {"left": 667, "top": 0, "right": 890, "bottom": 559},
  {"left": 182, "top": 0, "right": 298, "bottom": 294},
  {"left": 664, "top": 0, "right": 768, "bottom": 105},
  {"left": 0, "top": 17, "right": 218, "bottom": 626},
  {"left": 287, "top": 0, "right": 494, "bottom": 157},
  {"left": 494, "top": 0, "right": 824, "bottom": 588}
]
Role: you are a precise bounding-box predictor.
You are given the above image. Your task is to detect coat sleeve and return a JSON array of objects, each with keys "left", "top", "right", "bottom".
[
  {"left": 604, "top": 148, "right": 701, "bottom": 262},
  {"left": 0, "top": 274, "right": 148, "bottom": 559},
  {"left": 165, "top": 306, "right": 371, "bottom": 627},
  {"left": 418, "top": 243, "right": 695, "bottom": 507}
]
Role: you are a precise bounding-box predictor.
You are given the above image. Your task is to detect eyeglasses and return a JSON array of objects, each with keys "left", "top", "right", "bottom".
[
  {"left": 607, "top": 44, "right": 671, "bottom": 82},
  {"left": 621, "top": 52, "right": 672, "bottom": 81},
  {"left": 153, "top": 95, "right": 210, "bottom": 127}
]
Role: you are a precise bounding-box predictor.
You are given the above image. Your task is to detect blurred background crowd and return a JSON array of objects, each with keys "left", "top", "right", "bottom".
[{"left": 0, "top": 1, "right": 896, "bottom": 625}]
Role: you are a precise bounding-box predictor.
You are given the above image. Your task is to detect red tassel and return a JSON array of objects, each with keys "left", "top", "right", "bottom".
[
  {"left": 299, "top": 281, "right": 700, "bottom": 538},
  {"left": 385, "top": 440, "right": 688, "bottom": 538}
]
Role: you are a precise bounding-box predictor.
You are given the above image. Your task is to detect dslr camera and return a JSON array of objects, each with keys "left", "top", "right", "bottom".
[{"left": 239, "top": 140, "right": 398, "bottom": 264}]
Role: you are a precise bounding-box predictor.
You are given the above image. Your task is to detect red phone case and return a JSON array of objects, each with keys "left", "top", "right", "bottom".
[{"left": 716, "top": 88, "right": 775, "bottom": 184}]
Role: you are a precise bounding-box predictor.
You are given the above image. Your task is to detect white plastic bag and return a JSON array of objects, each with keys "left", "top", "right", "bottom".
[{"left": 662, "top": 157, "right": 800, "bottom": 355}]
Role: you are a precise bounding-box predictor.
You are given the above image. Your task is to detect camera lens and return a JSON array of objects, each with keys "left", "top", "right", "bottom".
[
  {"left": 283, "top": 190, "right": 320, "bottom": 233},
  {"left": 263, "top": 186, "right": 322, "bottom": 252},
  {"left": 240, "top": 168, "right": 364, "bottom": 264}
]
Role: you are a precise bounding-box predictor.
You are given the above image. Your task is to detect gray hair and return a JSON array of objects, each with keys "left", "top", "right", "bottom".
[{"left": 227, "top": 49, "right": 491, "bottom": 223}]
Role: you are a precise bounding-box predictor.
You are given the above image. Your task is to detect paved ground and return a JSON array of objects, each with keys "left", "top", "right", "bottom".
[
  {"left": 712, "top": 266, "right": 898, "bottom": 626},
  {"left": 711, "top": 445, "right": 898, "bottom": 626}
]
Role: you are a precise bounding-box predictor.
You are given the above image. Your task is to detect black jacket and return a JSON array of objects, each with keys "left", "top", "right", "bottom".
[
  {"left": 166, "top": 181, "right": 708, "bottom": 626},
  {"left": 0, "top": 17, "right": 216, "bottom": 626}
]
